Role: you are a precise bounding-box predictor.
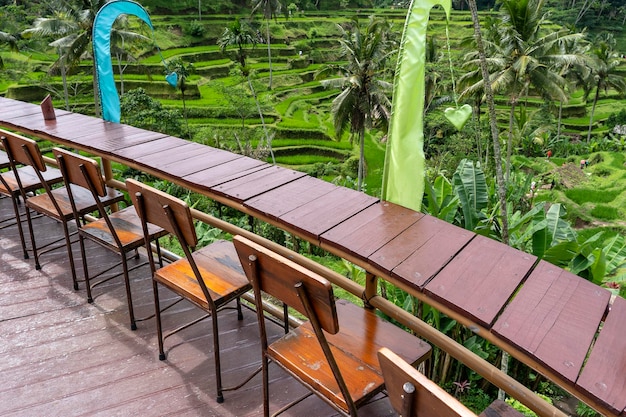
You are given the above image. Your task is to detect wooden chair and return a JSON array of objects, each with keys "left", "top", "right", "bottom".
[
  {"left": 232, "top": 235, "right": 432, "bottom": 417},
  {"left": 52, "top": 148, "right": 167, "bottom": 330},
  {"left": 0, "top": 132, "right": 64, "bottom": 262},
  {"left": 378, "top": 348, "right": 524, "bottom": 417},
  {"left": 1, "top": 133, "right": 125, "bottom": 292},
  {"left": 126, "top": 178, "right": 252, "bottom": 403}
]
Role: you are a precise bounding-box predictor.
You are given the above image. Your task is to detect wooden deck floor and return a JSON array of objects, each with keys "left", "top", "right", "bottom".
[{"left": 0, "top": 195, "right": 395, "bottom": 417}]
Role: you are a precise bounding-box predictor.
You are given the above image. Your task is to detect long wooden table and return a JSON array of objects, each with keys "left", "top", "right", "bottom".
[{"left": 1, "top": 97, "right": 624, "bottom": 416}]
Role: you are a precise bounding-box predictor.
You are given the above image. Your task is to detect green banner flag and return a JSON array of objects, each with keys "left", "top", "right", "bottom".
[{"left": 382, "top": 0, "right": 451, "bottom": 211}]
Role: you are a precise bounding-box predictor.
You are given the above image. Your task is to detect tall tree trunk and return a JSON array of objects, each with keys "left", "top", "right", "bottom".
[
  {"left": 92, "top": 66, "right": 101, "bottom": 118},
  {"left": 60, "top": 53, "right": 70, "bottom": 111},
  {"left": 248, "top": 74, "right": 275, "bottom": 163},
  {"left": 265, "top": 20, "right": 273, "bottom": 90},
  {"left": 557, "top": 100, "right": 563, "bottom": 139},
  {"left": 587, "top": 85, "right": 600, "bottom": 142},
  {"left": 506, "top": 100, "right": 516, "bottom": 182},
  {"left": 357, "top": 128, "right": 365, "bottom": 191},
  {"left": 117, "top": 54, "right": 125, "bottom": 96},
  {"left": 468, "top": 0, "right": 510, "bottom": 397},
  {"left": 467, "top": 0, "right": 508, "bottom": 245}
]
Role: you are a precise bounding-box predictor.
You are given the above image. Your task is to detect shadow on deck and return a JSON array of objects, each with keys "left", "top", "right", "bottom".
[{"left": 0, "top": 196, "right": 395, "bottom": 417}]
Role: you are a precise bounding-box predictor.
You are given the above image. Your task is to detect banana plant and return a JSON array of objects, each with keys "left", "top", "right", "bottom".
[
  {"left": 423, "top": 174, "right": 460, "bottom": 224},
  {"left": 452, "top": 159, "right": 488, "bottom": 231}
]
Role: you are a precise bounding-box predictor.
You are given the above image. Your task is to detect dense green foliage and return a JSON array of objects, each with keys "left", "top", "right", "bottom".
[{"left": 3, "top": 1, "right": 626, "bottom": 413}]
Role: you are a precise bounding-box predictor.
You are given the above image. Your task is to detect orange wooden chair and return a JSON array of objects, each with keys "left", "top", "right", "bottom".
[
  {"left": 0, "top": 132, "right": 64, "bottom": 263},
  {"left": 1, "top": 132, "right": 125, "bottom": 291},
  {"left": 378, "top": 348, "right": 524, "bottom": 417},
  {"left": 126, "top": 178, "right": 252, "bottom": 403},
  {"left": 53, "top": 148, "right": 167, "bottom": 330},
  {"left": 233, "top": 235, "right": 432, "bottom": 417}
]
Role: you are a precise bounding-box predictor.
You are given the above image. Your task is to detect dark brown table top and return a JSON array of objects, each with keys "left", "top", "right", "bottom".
[{"left": 493, "top": 261, "right": 611, "bottom": 382}]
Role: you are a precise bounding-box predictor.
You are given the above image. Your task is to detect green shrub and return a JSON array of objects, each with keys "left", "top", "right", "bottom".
[
  {"left": 185, "top": 20, "right": 205, "bottom": 37},
  {"left": 273, "top": 154, "right": 339, "bottom": 165},
  {"left": 342, "top": 156, "right": 359, "bottom": 178},
  {"left": 461, "top": 388, "right": 494, "bottom": 414},
  {"left": 564, "top": 189, "right": 619, "bottom": 204},
  {"left": 590, "top": 204, "right": 620, "bottom": 220},
  {"left": 505, "top": 394, "right": 553, "bottom": 417}
]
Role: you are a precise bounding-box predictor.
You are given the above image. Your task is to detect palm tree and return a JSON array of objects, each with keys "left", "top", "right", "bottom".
[
  {"left": 166, "top": 58, "right": 194, "bottom": 140},
  {"left": 217, "top": 18, "right": 261, "bottom": 68},
  {"left": 109, "top": 16, "right": 150, "bottom": 97},
  {"left": 0, "top": 30, "right": 18, "bottom": 69},
  {"left": 23, "top": 0, "right": 145, "bottom": 116},
  {"left": 22, "top": 8, "right": 78, "bottom": 111},
  {"left": 317, "top": 16, "right": 394, "bottom": 191},
  {"left": 466, "top": 0, "right": 511, "bottom": 398},
  {"left": 24, "top": 1, "right": 106, "bottom": 115},
  {"left": 461, "top": 0, "right": 585, "bottom": 181},
  {"left": 585, "top": 33, "right": 626, "bottom": 142},
  {"left": 251, "top": 0, "right": 281, "bottom": 90}
]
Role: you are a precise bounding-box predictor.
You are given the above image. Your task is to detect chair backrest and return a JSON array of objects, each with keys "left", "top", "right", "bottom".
[
  {"left": 378, "top": 347, "right": 477, "bottom": 417},
  {"left": 52, "top": 148, "right": 107, "bottom": 197},
  {"left": 233, "top": 234, "right": 339, "bottom": 334},
  {"left": 1, "top": 130, "right": 47, "bottom": 172},
  {"left": 126, "top": 178, "right": 197, "bottom": 248}
]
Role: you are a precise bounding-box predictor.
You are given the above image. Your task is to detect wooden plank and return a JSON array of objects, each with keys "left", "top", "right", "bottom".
[
  {"left": 60, "top": 119, "right": 128, "bottom": 144},
  {"left": 87, "top": 130, "right": 169, "bottom": 155},
  {"left": 0, "top": 97, "right": 35, "bottom": 111},
  {"left": 425, "top": 235, "right": 536, "bottom": 327},
  {"left": 183, "top": 156, "right": 268, "bottom": 191},
  {"left": 244, "top": 176, "right": 338, "bottom": 222},
  {"left": 0, "top": 104, "right": 42, "bottom": 119},
  {"left": 66, "top": 123, "right": 149, "bottom": 149},
  {"left": 369, "top": 215, "right": 474, "bottom": 283},
  {"left": 134, "top": 141, "right": 207, "bottom": 166},
  {"left": 116, "top": 136, "right": 188, "bottom": 160},
  {"left": 31, "top": 112, "right": 101, "bottom": 137},
  {"left": 320, "top": 201, "right": 423, "bottom": 260},
  {"left": 279, "top": 187, "right": 378, "bottom": 241},
  {"left": 213, "top": 165, "right": 307, "bottom": 203},
  {"left": 162, "top": 148, "right": 242, "bottom": 178},
  {"left": 576, "top": 296, "right": 626, "bottom": 415},
  {"left": 492, "top": 260, "right": 611, "bottom": 382},
  {"left": 0, "top": 111, "right": 75, "bottom": 136}
]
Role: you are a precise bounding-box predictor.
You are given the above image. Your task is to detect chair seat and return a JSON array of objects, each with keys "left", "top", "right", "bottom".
[
  {"left": 154, "top": 240, "right": 251, "bottom": 310},
  {"left": 268, "top": 299, "right": 431, "bottom": 414},
  {"left": 79, "top": 206, "right": 167, "bottom": 252},
  {"left": 26, "top": 183, "right": 124, "bottom": 220},
  {"left": 0, "top": 165, "right": 63, "bottom": 195}
]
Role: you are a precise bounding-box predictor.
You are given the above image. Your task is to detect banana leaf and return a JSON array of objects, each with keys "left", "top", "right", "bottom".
[{"left": 453, "top": 159, "right": 488, "bottom": 231}]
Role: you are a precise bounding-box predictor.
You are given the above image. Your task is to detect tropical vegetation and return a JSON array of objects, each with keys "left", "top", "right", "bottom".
[{"left": 2, "top": 0, "right": 626, "bottom": 413}]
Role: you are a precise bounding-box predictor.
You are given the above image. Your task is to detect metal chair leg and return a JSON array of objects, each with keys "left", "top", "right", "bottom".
[
  {"left": 120, "top": 254, "right": 137, "bottom": 330},
  {"left": 153, "top": 281, "right": 166, "bottom": 361},
  {"left": 10, "top": 194, "right": 29, "bottom": 260},
  {"left": 62, "top": 221, "right": 79, "bottom": 291},
  {"left": 212, "top": 312, "right": 224, "bottom": 403},
  {"left": 236, "top": 297, "right": 244, "bottom": 320}
]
